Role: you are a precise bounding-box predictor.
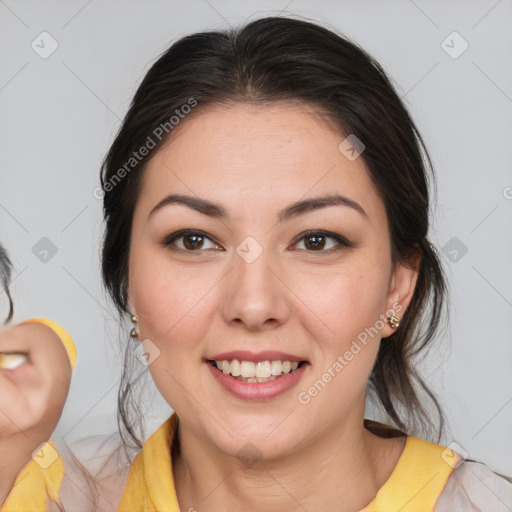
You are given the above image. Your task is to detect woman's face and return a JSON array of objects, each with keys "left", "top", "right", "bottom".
[{"left": 128, "top": 102, "right": 418, "bottom": 459}]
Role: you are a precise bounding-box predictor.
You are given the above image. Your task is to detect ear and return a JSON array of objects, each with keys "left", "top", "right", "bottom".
[{"left": 381, "top": 246, "right": 421, "bottom": 339}]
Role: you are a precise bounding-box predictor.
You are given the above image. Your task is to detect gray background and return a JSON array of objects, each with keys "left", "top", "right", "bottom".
[{"left": 1, "top": 0, "right": 511, "bottom": 475}]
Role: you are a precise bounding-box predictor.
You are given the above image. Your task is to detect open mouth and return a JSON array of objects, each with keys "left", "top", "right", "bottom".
[{"left": 207, "top": 359, "right": 308, "bottom": 383}]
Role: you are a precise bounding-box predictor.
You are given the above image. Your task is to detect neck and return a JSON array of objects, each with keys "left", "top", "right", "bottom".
[{"left": 172, "top": 404, "right": 404, "bottom": 512}]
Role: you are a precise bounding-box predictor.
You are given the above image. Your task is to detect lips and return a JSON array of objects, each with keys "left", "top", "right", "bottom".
[
  {"left": 205, "top": 351, "right": 309, "bottom": 401},
  {"left": 208, "top": 350, "right": 307, "bottom": 363}
]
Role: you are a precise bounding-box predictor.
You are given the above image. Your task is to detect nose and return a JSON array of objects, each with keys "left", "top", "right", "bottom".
[{"left": 222, "top": 247, "right": 290, "bottom": 332}]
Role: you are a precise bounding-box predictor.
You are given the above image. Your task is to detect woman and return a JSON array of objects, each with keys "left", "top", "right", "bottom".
[
  {"left": 2, "top": 15, "right": 511, "bottom": 512},
  {"left": 98, "top": 15, "right": 511, "bottom": 512}
]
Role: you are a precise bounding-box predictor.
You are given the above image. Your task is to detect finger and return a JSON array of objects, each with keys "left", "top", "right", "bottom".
[{"left": 20, "top": 319, "right": 77, "bottom": 372}]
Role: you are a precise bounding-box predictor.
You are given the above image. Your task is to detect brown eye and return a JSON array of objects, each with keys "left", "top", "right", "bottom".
[
  {"left": 293, "top": 230, "right": 353, "bottom": 252},
  {"left": 162, "top": 230, "right": 221, "bottom": 252},
  {"left": 182, "top": 233, "right": 205, "bottom": 250},
  {"left": 303, "top": 234, "right": 328, "bottom": 250}
]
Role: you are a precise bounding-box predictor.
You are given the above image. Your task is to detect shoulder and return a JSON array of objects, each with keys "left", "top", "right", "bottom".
[{"left": 434, "top": 459, "right": 512, "bottom": 512}]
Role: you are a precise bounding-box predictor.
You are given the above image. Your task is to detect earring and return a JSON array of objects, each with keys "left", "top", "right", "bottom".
[
  {"left": 130, "top": 314, "right": 139, "bottom": 338},
  {"left": 387, "top": 316, "right": 400, "bottom": 329}
]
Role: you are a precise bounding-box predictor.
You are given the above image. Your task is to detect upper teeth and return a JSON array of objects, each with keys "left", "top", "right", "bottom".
[{"left": 214, "top": 359, "right": 300, "bottom": 378}]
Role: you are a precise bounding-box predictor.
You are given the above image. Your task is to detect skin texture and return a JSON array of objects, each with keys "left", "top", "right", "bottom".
[
  {"left": 127, "top": 102, "right": 420, "bottom": 511},
  {"left": 0, "top": 322, "right": 71, "bottom": 505}
]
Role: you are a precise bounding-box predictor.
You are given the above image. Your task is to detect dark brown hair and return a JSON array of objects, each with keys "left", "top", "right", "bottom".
[
  {"left": 0, "top": 242, "right": 14, "bottom": 324},
  {"left": 100, "top": 15, "right": 449, "bottom": 452}
]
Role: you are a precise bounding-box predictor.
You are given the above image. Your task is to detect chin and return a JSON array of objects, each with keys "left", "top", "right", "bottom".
[{"left": 207, "top": 413, "right": 305, "bottom": 460}]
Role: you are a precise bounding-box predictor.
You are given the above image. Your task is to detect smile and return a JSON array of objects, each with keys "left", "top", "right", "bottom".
[{"left": 206, "top": 358, "right": 309, "bottom": 401}]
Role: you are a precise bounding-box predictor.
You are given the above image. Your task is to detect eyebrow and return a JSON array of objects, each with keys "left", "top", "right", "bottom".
[{"left": 148, "top": 193, "right": 368, "bottom": 222}]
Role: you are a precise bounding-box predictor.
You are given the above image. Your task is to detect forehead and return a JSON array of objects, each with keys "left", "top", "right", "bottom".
[{"left": 137, "top": 102, "right": 384, "bottom": 222}]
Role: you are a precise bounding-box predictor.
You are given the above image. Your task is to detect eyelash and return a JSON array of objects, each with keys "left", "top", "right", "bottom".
[{"left": 160, "top": 229, "right": 354, "bottom": 255}]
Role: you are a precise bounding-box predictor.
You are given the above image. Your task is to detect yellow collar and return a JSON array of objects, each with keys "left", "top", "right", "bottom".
[
  {"left": 361, "top": 434, "right": 460, "bottom": 511},
  {"left": 118, "top": 414, "right": 180, "bottom": 512},
  {"left": 1, "top": 442, "right": 64, "bottom": 512},
  {"left": 118, "top": 413, "right": 459, "bottom": 512}
]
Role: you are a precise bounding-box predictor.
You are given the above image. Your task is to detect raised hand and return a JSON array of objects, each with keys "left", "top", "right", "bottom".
[{"left": 0, "top": 319, "right": 75, "bottom": 510}]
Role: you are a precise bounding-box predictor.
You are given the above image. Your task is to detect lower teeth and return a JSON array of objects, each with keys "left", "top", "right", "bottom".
[{"left": 233, "top": 375, "right": 281, "bottom": 383}]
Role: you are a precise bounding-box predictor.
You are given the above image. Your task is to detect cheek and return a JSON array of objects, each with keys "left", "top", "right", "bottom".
[
  {"left": 292, "top": 257, "right": 390, "bottom": 348},
  {"left": 130, "top": 243, "right": 209, "bottom": 335},
  {"left": 132, "top": 263, "right": 214, "bottom": 410},
  {"left": 129, "top": 247, "right": 216, "bottom": 378},
  {"left": 293, "top": 267, "right": 388, "bottom": 414}
]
